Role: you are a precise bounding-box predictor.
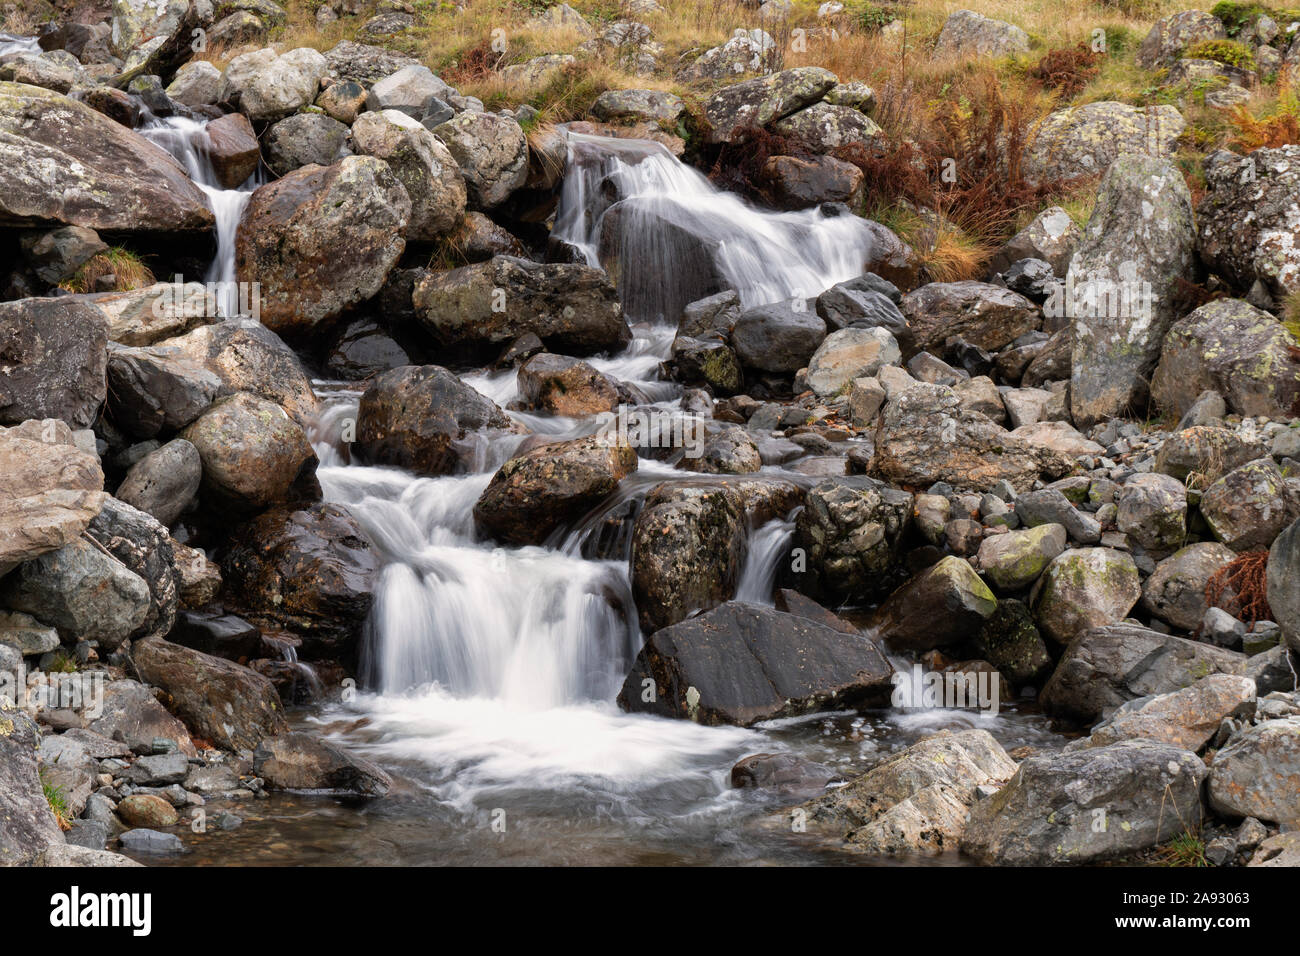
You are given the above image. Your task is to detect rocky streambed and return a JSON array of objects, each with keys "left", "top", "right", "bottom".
[{"left": 2, "top": 0, "right": 1300, "bottom": 870}]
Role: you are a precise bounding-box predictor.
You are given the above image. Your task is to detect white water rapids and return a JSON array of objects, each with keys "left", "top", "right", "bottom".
[{"left": 139, "top": 116, "right": 1061, "bottom": 862}]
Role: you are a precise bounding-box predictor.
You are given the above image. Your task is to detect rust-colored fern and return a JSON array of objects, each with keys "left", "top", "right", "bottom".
[{"left": 1204, "top": 551, "right": 1272, "bottom": 627}]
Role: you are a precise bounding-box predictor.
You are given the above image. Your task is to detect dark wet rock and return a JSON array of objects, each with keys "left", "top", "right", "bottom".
[
  {"left": 1040, "top": 623, "right": 1246, "bottom": 723},
  {"left": 0, "top": 297, "right": 107, "bottom": 428},
  {"left": 324, "top": 320, "right": 410, "bottom": 381},
  {"left": 962, "top": 740, "right": 1207, "bottom": 864},
  {"left": 668, "top": 335, "right": 744, "bottom": 395},
  {"left": 253, "top": 732, "right": 392, "bottom": 795},
  {"left": 131, "top": 638, "right": 288, "bottom": 752},
  {"left": 179, "top": 393, "right": 320, "bottom": 514},
  {"left": 235, "top": 156, "right": 410, "bottom": 337},
  {"left": 355, "top": 365, "right": 517, "bottom": 477},
  {"left": 446, "top": 211, "right": 526, "bottom": 262},
  {"left": 692, "top": 424, "right": 762, "bottom": 475},
  {"left": 0, "top": 82, "right": 214, "bottom": 234},
  {"left": 630, "top": 482, "right": 746, "bottom": 633},
  {"left": 221, "top": 503, "right": 381, "bottom": 661},
  {"left": 618, "top": 602, "right": 893, "bottom": 726},
  {"left": 974, "top": 599, "right": 1053, "bottom": 686},
  {"left": 789, "top": 475, "right": 911, "bottom": 604},
  {"left": 762, "top": 153, "right": 863, "bottom": 209},
  {"left": 203, "top": 111, "right": 260, "bottom": 189},
  {"left": 168, "top": 610, "right": 262, "bottom": 661},
  {"left": 730, "top": 752, "right": 840, "bottom": 799},
  {"left": 517, "top": 353, "right": 620, "bottom": 417},
  {"left": 872, "top": 556, "right": 997, "bottom": 652},
  {"left": 412, "top": 256, "right": 631, "bottom": 357},
  {"left": 475, "top": 435, "right": 637, "bottom": 546},
  {"left": 731, "top": 300, "right": 826, "bottom": 375}
]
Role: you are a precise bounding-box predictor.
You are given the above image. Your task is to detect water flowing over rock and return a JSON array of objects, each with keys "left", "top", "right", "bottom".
[
  {"left": 618, "top": 602, "right": 893, "bottom": 726},
  {"left": 0, "top": 83, "right": 213, "bottom": 233},
  {"left": 962, "top": 740, "right": 1207, "bottom": 864},
  {"left": 1041, "top": 623, "right": 1246, "bottom": 723},
  {"left": 355, "top": 365, "right": 517, "bottom": 476},
  {"left": 1150, "top": 299, "right": 1300, "bottom": 421},
  {"left": 235, "top": 156, "right": 411, "bottom": 336},
  {"left": 474, "top": 436, "right": 638, "bottom": 546},
  {"left": 1066, "top": 154, "right": 1196, "bottom": 427},
  {"left": 412, "top": 256, "right": 631, "bottom": 357},
  {"left": 0, "top": 297, "right": 107, "bottom": 428}
]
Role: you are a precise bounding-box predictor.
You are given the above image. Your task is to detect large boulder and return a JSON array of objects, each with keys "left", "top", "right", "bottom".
[
  {"left": 933, "top": 10, "right": 1029, "bottom": 58},
  {"left": 702, "top": 66, "right": 838, "bottom": 144},
  {"left": 976, "top": 522, "right": 1067, "bottom": 592},
  {"left": 1141, "top": 542, "right": 1236, "bottom": 631},
  {"left": 630, "top": 482, "right": 747, "bottom": 633},
  {"left": 412, "top": 256, "right": 631, "bottom": 357},
  {"left": 1268, "top": 517, "right": 1300, "bottom": 660},
  {"left": 87, "top": 496, "right": 179, "bottom": 644},
  {"left": 0, "top": 420, "right": 105, "bottom": 576},
  {"left": 617, "top": 602, "right": 893, "bottom": 725},
  {"left": 1083, "top": 674, "right": 1257, "bottom": 752},
  {"left": 105, "top": 341, "right": 223, "bottom": 439},
  {"left": 221, "top": 503, "right": 381, "bottom": 661},
  {"left": 799, "top": 729, "right": 1016, "bottom": 855},
  {"left": 131, "top": 638, "right": 288, "bottom": 752},
  {"left": 1032, "top": 547, "right": 1141, "bottom": 645},
  {"left": 987, "top": 206, "right": 1081, "bottom": 277},
  {"left": 111, "top": 0, "right": 209, "bottom": 79},
  {"left": 74, "top": 282, "right": 216, "bottom": 348},
  {"left": 0, "top": 82, "right": 214, "bottom": 233},
  {"left": 235, "top": 156, "right": 411, "bottom": 337},
  {"left": 1066, "top": 154, "right": 1196, "bottom": 427},
  {"left": 1115, "top": 472, "right": 1187, "bottom": 552},
  {"left": 1154, "top": 424, "right": 1270, "bottom": 484},
  {"left": 731, "top": 300, "right": 827, "bottom": 375},
  {"left": 1136, "top": 10, "right": 1227, "bottom": 69},
  {"left": 804, "top": 327, "right": 899, "bottom": 397},
  {"left": 0, "top": 535, "right": 150, "bottom": 651},
  {"left": 253, "top": 732, "right": 392, "bottom": 796},
  {"left": 203, "top": 111, "right": 260, "bottom": 188},
  {"left": 1200, "top": 457, "right": 1292, "bottom": 551},
  {"left": 1040, "top": 623, "right": 1246, "bottom": 723},
  {"left": 1150, "top": 299, "right": 1300, "bottom": 421},
  {"left": 0, "top": 710, "right": 63, "bottom": 865},
  {"left": 474, "top": 436, "right": 637, "bottom": 546},
  {"left": 219, "top": 46, "right": 327, "bottom": 122},
  {"left": 0, "top": 297, "right": 107, "bottom": 428},
  {"left": 355, "top": 365, "right": 516, "bottom": 476},
  {"left": 115, "top": 439, "right": 202, "bottom": 528},
  {"left": 516, "top": 353, "right": 620, "bottom": 416},
  {"left": 431, "top": 111, "right": 528, "bottom": 209},
  {"left": 1024, "top": 102, "right": 1185, "bottom": 185},
  {"left": 88, "top": 678, "right": 196, "bottom": 756},
  {"left": 179, "top": 392, "right": 320, "bottom": 514},
  {"left": 871, "top": 556, "right": 997, "bottom": 652},
  {"left": 961, "top": 740, "right": 1208, "bottom": 864},
  {"left": 769, "top": 102, "right": 881, "bottom": 152},
  {"left": 762, "top": 154, "right": 864, "bottom": 210},
  {"left": 1198, "top": 145, "right": 1300, "bottom": 303},
  {"left": 870, "top": 383, "right": 1072, "bottom": 493},
  {"left": 322, "top": 40, "right": 421, "bottom": 85},
  {"left": 789, "top": 476, "right": 912, "bottom": 604},
  {"left": 1208, "top": 717, "right": 1300, "bottom": 824},
  {"left": 901, "top": 281, "right": 1039, "bottom": 357},
  {"left": 263, "top": 112, "right": 349, "bottom": 176},
  {"left": 350, "top": 109, "right": 466, "bottom": 241}
]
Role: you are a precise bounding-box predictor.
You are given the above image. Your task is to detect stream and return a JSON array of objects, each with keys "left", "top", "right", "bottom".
[{"left": 136, "top": 115, "right": 1067, "bottom": 865}]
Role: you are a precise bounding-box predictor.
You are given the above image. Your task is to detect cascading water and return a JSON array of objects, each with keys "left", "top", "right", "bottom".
[
  {"left": 172, "top": 132, "right": 1065, "bottom": 865},
  {"left": 0, "top": 34, "right": 39, "bottom": 57},
  {"left": 138, "top": 113, "right": 262, "bottom": 316}
]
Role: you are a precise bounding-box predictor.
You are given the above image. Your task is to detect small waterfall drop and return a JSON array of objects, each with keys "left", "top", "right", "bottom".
[
  {"left": 735, "top": 517, "right": 796, "bottom": 604},
  {"left": 0, "top": 34, "right": 39, "bottom": 57},
  {"left": 552, "top": 131, "right": 884, "bottom": 322},
  {"left": 139, "top": 113, "right": 262, "bottom": 316}
]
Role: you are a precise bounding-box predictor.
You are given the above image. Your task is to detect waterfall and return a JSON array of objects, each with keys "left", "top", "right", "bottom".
[
  {"left": 552, "top": 131, "right": 885, "bottom": 322},
  {"left": 139, "top": 113, "right": 262, "bottom": 317},
  {"left": 735, "top": 517, "right": 796, "bottom": 604},
  {"left": 0, "top": 34, "right": 39, "bottom": 57}
]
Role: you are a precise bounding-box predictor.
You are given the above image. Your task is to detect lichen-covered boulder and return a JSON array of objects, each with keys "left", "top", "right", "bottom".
[
  {"left": 871, "top": 555, "right": 997, "bottom": 652},
  {"left": 1032, "top": 547, "right": 1141, "bottom": 645},
  {"left": 933, "top": 9, "right": 1029, "bottom": 58},
  {"left": 1141, "top": 541, "right": 1236, "bottom": 631},
  {"left": 702, "top": 66, "right": 838, "bottom": 144},
  {"left": 631, "top": 482, "right": 747, "bottom": 633},
  {"left": 976, "top": 522, "right": 1067, "bottom": 592},
  {"left": 431, "top": 111, "right": 527, "bottom": 209},
  {"left": 1200, "top": 457, "right": 1293, "bottom": 551},
  {"left": 901, "top": 281, "right": 1040, "bottom": 356},
  {"left": 235, "top": 156, "right": 411, "bottom": 336},
  {"left": 1136, "top": 10, "right": 1227, "bottom": 69},
  {"left": 987, "top": 206, "right": 1082, "bottom": 277},
  {"left": 0, "top": 82, "right": 214, "bottom": 234},
  {"left": 769, "top": 102, "right": 881, "bottom": 152},
  {"left": 1066, "top": 154, "right": 1196, "bottom": 427},
  {"left": 1198, "top": 146, "right": 1300, "bottom": 303},
  {"left": 263, "top": 112, "right": 349, "bottom": 176},
  {"left": 219, "top": 46, "right": 327, "bottom": 122},
  {"left": 591, "top": 88, "right": 685, "bottom": 125},
  {"left": 1154, "top": 424, "right": 1272, "bottom": 484},
  {"left": 1268, "top": 517, "right": 1300, "bottom": 660},
  {"left": 1024, "top": 102, "right": 1185, "bottom": 185},
  {"left": 351, "top": 109, "right": 466, "bottom": 240},
  {"left": 1208, "top": 717, "right": 1300, "bottom": 824},
  {"left": 1116, "top": 472, "right": 1187, "bottom": 552},
  {"left": 1151, "top": 299, "right": 1300, "bottom": 421}
]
